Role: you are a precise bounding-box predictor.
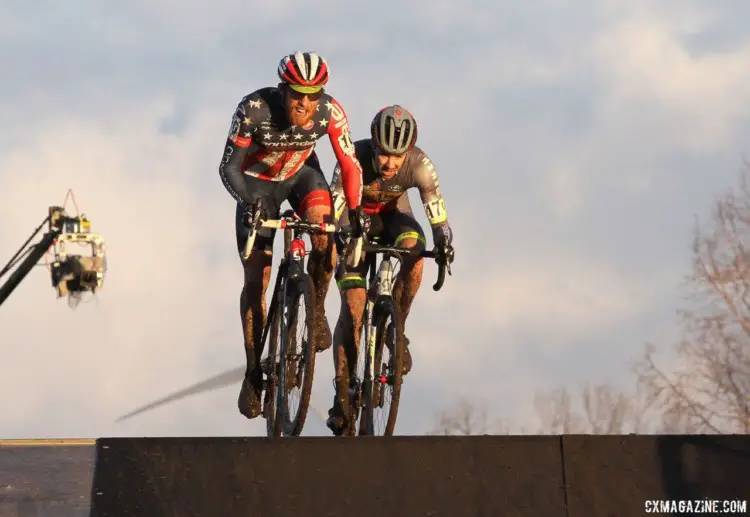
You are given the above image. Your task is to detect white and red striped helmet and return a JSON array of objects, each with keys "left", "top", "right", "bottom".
[{"left": 277, "top": 51, "right": 329, "bottom": 94}]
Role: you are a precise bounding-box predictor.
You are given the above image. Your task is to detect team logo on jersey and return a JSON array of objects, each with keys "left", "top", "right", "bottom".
[{"left": 227, "top": 105, "right": 244, "bottom": 142}]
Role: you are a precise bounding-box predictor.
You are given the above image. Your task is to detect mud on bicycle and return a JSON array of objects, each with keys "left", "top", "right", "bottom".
[
  {"left": 333, "top": 222, "right": 452, "bottom": 436},
  {"left": 241, "top": 200, "right": 360, "bottom": 438}
]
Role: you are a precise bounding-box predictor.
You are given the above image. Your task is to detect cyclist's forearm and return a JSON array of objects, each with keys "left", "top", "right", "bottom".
[
  {"left": 219, "top": 145, "right": 251, "bottom": 206},
  {"left": 332, "top": 190, "right": 347, "bottom": 222},
  {"left": 325, "top": 99, "right": 362, "bottom": 210},
  {"left": 422, "top": 195, "right": 448, "bottom": 226},
  {"left": 338, "top": 167, "right": 362, "bottom": 210}
]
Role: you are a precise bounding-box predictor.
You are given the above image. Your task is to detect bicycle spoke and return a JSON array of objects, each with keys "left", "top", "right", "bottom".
[
  {"left": 276, "top": 274, "right": 317, "bottom": 436},
  {"left": 371, "top": 321, "right": 397, "bottom": 434}
]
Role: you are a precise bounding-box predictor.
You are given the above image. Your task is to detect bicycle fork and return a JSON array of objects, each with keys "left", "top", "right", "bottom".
[
  {"left": 359, "top": 259, "right": 395, "bottom": 405},
  {"left": 275, "top": 237, "right": 308, "bottom": 416},
  {"left": 261, "top": 237, "right": 306, "bottom": 417}
]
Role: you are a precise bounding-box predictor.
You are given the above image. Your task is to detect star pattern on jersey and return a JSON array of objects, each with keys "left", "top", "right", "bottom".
[
  {"left": 253, "top": 123, "right": 321, "bottom": 148},
  {"left": 241, "top": 94, "right": 330, "bottom": 147}
]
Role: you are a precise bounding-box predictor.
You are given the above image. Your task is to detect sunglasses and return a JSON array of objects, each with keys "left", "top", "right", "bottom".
[{"left": 285, "top": 86, "right": 323, "bottom": 101}]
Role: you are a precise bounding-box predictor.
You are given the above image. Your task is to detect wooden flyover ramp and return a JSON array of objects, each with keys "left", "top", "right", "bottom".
[{"left": 1, "top": 435, "right": 748, "bottom": 516}]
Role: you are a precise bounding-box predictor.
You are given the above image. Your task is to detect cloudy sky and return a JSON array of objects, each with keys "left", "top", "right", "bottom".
[{"left": 1, "top": 0, "right": 749, "bottom": 439}]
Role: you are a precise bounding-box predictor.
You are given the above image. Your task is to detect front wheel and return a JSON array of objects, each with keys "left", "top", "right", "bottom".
[
  {"left": 275, "top": 273, "right": 317, "bottom": 436},
  {"left": 359, "top": 296, "right": 404, "bottom": 436},
  {"left": 264, "top": 294, "right": 282, "bottom": 438}
]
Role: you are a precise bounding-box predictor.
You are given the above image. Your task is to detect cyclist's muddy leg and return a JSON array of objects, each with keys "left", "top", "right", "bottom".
[
  {"left": 302, "top": 200, "right": 336, "bottom": 352},
  {"left": 391, "top": 232, "right": 424, "bottom": 376},
  {"left": 238, "top": 249, "right": 273, "bottom": 418},
  {"left": 330, "top": 287, "right": 366, "bottom": 427},
  {"left": 289, "top": 163, "right": 336, "bottom": 351},
  {"left": 235, "top": 198, "right": 277, "bottom": 419},
  {"left": 392, "top": 236, "right": 424, "bottom": 325},
  {"left": 387, "top": 208, "right": 427, "bottom": 331},
  {"left": 241, "top": 251, "right": 273, "bottom": 372}
]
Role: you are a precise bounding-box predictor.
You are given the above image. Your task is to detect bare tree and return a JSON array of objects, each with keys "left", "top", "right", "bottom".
[
  {"left": 430, "top": 383, "right": 652, "bottom": 435},
  {"left": 532, "top": 387, "right": 585, "bottom": 434},
  {"left": 428, "top": 397, "right": 509, "bottom": 435},
  {"left": 532, "top": 383, "right": 653, "bottom": 434},
  {"left": 634, "top": 167, "right": 750, "bottom": 434}
]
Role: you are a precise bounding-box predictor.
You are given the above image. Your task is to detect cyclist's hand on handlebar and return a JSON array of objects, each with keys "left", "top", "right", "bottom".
[
  {"left": 440, "top": 244, "right": 455, "bottom": 264},
  {"left": 348, "top": 207, "right": 370, "bottom": 239},
  {"left": 241, "top": 200, "right": 267, "bottom": 228},
  {"left": 241, "top": 208, "right": 258, "bottom": 229},
  {"left": 334, "top": 230, "right": 350, "bottom": 256},
  {"left": 433, "top": 244, "right": 454, "bottom": 276}
]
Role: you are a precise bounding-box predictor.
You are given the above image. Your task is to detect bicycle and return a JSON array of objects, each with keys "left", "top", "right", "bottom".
[
  {"left": 337, "top": 233, "right": 451, "bottom": 436},
  {"left": 241, "top": 201, "right": 340, "bottom": 438}
]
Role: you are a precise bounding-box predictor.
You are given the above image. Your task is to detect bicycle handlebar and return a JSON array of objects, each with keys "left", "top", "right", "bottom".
[
  {"left": 242, "top": 207, "right": 338, "bottom": 260},
  {"left": 253, "top": 208, "right": 338, "bottom": 234},
  {"left": 339, "top": 237, "right": 451, "bottom": 292},
  {"left": 260, "top": 218, "right": 337, "bottom": 234},
  {"left": 245, "top": 206, "right": 451, "bottom": 291}
]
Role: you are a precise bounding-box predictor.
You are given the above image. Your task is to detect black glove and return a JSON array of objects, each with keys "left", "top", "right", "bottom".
[
  {"left": 240, "top": 200, "right": 266, "bottom": 229},
  {"left": 441, "top": 244, "right": 455, "bottom": 264},
  {"left": 432, "top": 223, "right": 454, "bottom": 263},
  {"left": 334, "top": 232, "right": 349, "bottom": 256},
  {"left": 240, "top": 209, "right": 253, "bottom": 229},
  {"left": 348, "top": 207, "right": 370, "bottom": 239}
]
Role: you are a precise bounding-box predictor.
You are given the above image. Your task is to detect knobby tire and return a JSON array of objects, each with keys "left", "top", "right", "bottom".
[
  {"left": 347, "top": 307, "right": 368, "bottom": 437},
  {"left": 264, "top": 293, "right": 282, "bottom": 438},
  {"left": 277, "top": 274, "right": 317, "bottom": 436},
  {"left": 360, "top": 296, "right": 404, "bottom": 436}
]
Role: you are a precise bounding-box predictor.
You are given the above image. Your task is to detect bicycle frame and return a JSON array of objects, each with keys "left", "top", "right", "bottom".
[
  {"left": 248, "top": 209, "right": 337, "bottom": 358},
  {"left": 361, "top": 254, "right": 397, "bottom": 387},
  {"left": 343, "top": 241, "right": 447, "bottom": 434},
  {"left": 272, "top": 225, "right": 312, "bottom": 421},
  {"left": 256, "top": 218, "right": 317, "bottom": 376},
  {"left": 241, "top": 203, "right": 340, "bottom": 435}
]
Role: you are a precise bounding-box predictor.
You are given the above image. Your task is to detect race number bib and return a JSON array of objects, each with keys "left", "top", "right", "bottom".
[{"left": 424, "top": 198, "right": 447, "bottom": 224}]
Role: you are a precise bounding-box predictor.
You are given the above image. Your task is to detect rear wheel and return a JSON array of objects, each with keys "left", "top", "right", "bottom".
[
  {"left": 360, "top": 297, "right": 404, "bottom": 436},
  {"left": 276, "top": 274, "right": 317, "bottom": 436}
]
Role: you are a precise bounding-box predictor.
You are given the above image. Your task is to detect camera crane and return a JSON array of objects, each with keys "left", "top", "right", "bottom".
[{"left": 0, "top": 193, "right": 107, "bottom": 309}]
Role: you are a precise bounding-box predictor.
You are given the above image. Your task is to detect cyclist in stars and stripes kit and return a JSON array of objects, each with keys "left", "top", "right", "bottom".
[{"left": 218, "top": 51, "right": 364, "bottom": 420}]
